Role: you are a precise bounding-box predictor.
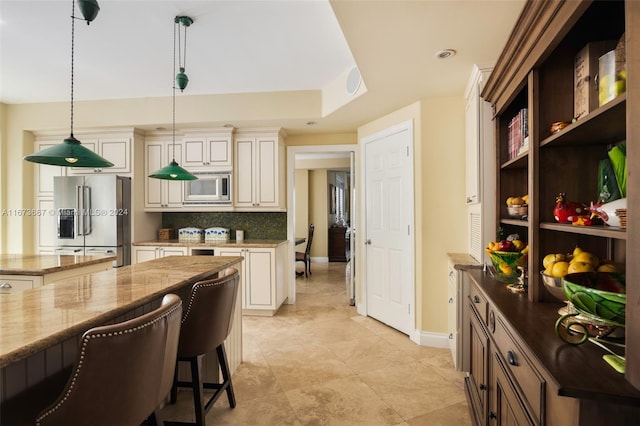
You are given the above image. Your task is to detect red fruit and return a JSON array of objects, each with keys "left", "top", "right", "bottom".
[
  {"left": 498, "top": 240, "right": 514, "bottom": 252},
  {"left": 554, "top": 193, "right": 587, "bottom": 223}
]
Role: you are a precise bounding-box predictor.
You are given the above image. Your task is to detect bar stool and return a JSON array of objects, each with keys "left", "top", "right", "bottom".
[
  {"left": 36, "top": 293, "right": 183, "bottom": 426},
  {"left": 167, "top": 268, "right": 240, "bottom": 426}
]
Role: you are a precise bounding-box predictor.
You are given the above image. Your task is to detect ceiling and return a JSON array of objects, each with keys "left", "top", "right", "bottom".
[{"left": 0, "top": 0, "right": 525, "bottom": 135}]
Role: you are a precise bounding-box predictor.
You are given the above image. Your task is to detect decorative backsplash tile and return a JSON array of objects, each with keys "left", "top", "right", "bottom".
[{"left": 162, "top": 212, "right": 287, "bottom": 240}]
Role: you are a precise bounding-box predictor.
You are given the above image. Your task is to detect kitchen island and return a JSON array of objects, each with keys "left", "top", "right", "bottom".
[
  {"left": 0, "top": 253, "right": 115, "bottom": 293},
  {"left": 0, "top": 255, "right": 243, "bottom": 425},
  {"left": 133, "top": 239, "right": 288, "bottom": 316}
]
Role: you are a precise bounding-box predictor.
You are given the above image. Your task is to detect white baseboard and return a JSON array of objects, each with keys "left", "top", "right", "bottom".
[
  {"left": 310, "top": 257, "right": 329, "bottom": 263},
  {"left": 411, "top": 329, "right": 451, "bottom": 349}
]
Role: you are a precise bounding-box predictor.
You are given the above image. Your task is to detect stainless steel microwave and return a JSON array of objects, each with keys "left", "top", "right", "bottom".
[{"left": 183, "top": 171, "right": 232, "bottom": 204}]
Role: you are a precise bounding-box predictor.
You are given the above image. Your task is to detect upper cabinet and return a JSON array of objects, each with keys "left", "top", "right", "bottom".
[
  {"left": 144, "top": 136, "right": 184, "bottom": 210},
  {"left": 234, "top": 129, "right": 286, "bottom": 211},
  {"left": 68, "top": 135, "right": 131, "bottom": 175},
  {"left": 482, "top": 0, "right": 639, "bottom": 390},
  {"left": 182, "top": 129, "right": 233, "bottom": 170}
]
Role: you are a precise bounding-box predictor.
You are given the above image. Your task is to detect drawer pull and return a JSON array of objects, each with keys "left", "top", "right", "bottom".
[
  {"left": 507, "top": 350, "right": 518, "bottom": 366},
  {"left": 479, "top": 383, "right": 487, "bottom": 391},
  {"left": 473, "top": 295, "right": 480, "bottom": 303},
  {"left": 0, "top": 282, "right": 12, "bottom": 289}
]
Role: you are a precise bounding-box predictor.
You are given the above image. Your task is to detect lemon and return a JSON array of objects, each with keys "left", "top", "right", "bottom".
[
  {"left": 513, "top": 240, "right": 525, "bottom": 251},
  {"left": 500, "top": 263, "right": 513, "bottom": 276},
  {"left": 573, "top": 246, "right": 584, "bottom": 257},
  {"left": 597, "top": 263, "right": 618, "bottom": 273},
  {"left": 543, "top": 253, "right": 565, "bottom": 269},
  {"left": 551, "top": 261, "right": 570, "bottom": 278},
  {"left": 572, "top": 252, "right": 599, "bottom": 268},
  {"left": 568, "top": 261, "right": 595, "bottom": 274}
]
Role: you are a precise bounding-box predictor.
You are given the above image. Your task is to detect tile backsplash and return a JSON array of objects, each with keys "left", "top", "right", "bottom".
[{"left": 162, "top": 212, "right": 287, "bottom": 240}]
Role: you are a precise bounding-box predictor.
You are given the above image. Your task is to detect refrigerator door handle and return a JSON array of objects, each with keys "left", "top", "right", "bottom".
[
  {"left": 76, "top": 185, "right": 83, "bottom": 236},
  {"left": 83, "top": 185, "right": 91, "bottom": 236}
]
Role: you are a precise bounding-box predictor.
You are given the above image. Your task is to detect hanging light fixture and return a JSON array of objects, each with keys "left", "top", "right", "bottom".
[
  {"left": 149, "top": 16, "right": 197, "bottom": 181},
  {"left": 24, "top": 0, "right": 113, "bottom": 168},
  {"left": 174, "top": 16, "right": 193, "bottom": 92}
]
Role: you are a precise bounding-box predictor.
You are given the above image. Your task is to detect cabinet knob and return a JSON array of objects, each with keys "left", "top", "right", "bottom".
[
  {"left": 473, "top": 295, "right": 480, "bottom": 303},
  {"left": 479, "top": 383, "right": 487, "bottom": 391},
  {"left": 448, "top": 333, "right": 453, "bottom": 340},
  {"left": 365, "top": 239, "right": 372, "bottom": 245},
  {"left": 507, "top": 350, "right": 518, "bottom": 366},
  {"left": 449, "top": 270, "right": 454, "bottom": 278},
  {"left": 448, "top": 297, "right": 454, "bottom": 304},
  {"left": 0, "top": 282, "right": 12, "bottom": 289},
  {"left": 489, "top": 411, "right": 497, "bottom": 420}
]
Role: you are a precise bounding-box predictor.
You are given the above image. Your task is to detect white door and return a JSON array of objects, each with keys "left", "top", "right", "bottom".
[{"left": 363, "top": 121, "right": 414, "bottom": 335}]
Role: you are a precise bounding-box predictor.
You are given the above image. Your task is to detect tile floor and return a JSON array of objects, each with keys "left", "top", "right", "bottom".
[{"left": 161, "top": 262, "right": 471, "bottom": 425}]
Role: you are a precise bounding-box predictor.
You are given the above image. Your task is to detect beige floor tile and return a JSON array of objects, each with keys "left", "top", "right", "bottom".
[
  {"left": 161, "top": 262, "right": 470, "bottom": 425},
  {"left": 285, "top": 375, "right": 404, "bottom": 425}
]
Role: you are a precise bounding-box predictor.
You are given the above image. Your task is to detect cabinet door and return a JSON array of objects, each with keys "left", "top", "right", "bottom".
[
  {"left": 159, "top": 247, "right": 187, "bottom": 257},
  {"left": 255, "top": 137, "right": 278, "bottom": 207},
  {"left": 183, "top": 136, "right": 232, "bottom": 168},
  {"left": 132, "top": 247, "right": 159, "bottom": 263},
  {"left": 490, "top": 348, "right": 535, "bottom": 425},
  {"left": 37, "top": 198, "right": 57, "bottom": 253},
  {"left": 234, "top": 138, "right": 255, "bottom": 207},
  {"left": 165, "top": 141, "right": 184, "bottom": 208},
  {"left": 245, "top": 248, "right": 274, "bottom": 308},
  {"left": 468, "top": 308, "right": 489, "bottom": 426},
  {"left": 0, "top": 276, "right": 35, "bottom": 294},
  {"left": 465, "top": 84, "right": 480, "bottom": 204},
  {"left": 99, "top": 137, "right": 130, "bottom": 173},
  {"left": 145, "top": 140, "right": 183, "bottom": 210},
  {"left": 447, "top": 265, "right": 458, "bottom": 362},
  {"left": 207, "top": 137, "right": 232, "bottom": 167},
  {"left": 216, "top": 248, "right": 246, "bottom": 307},
  {"left": 35, "top": 142, "right": 65, "bottom": 197}
]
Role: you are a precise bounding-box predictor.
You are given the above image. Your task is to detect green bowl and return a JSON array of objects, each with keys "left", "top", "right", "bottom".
[
  {"left": 562, "top": 272, "right": 626, "bottom": 326},
  {"left": 487, "top": 250, "right": 525, "bottom": 283}
]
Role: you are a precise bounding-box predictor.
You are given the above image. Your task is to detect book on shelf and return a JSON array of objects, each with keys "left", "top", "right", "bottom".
[{"left": 508, "top": 108, "right": 529, "bottom": 159}]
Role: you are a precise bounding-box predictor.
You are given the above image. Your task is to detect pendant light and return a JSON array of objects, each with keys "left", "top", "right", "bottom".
[
  {"left": 24, "top": 0, "right": 113, "bottom": 168},
  {"left": 148, "top": 16, "right": 197, "bottom": 181}
]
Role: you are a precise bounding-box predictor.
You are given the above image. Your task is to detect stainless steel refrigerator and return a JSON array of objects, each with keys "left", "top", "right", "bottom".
[{"left": 54, "top": 175, "right": 131, "bottom": 267}]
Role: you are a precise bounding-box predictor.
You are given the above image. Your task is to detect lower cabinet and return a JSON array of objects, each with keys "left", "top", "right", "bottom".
[
  {"left": 131, "top": 246, "right": 188, "bottom": 263},
  {"left": 215, "top": 244, "right": 286, "bottom": 316},
  {"left": 466, "top": 279, "right": 541, "bottom": 426}
]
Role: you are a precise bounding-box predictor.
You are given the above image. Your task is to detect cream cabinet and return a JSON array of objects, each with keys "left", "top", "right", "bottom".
[
  {"left": 144, "top": 138, "right": 184, "bottom": 210},
  {"left": 68, "top": 136, "right": 131, "bottom": 175},
  {"left": 215, "top": 244, "right": 286, "bottom": 315},
  {"left": 233, "top": 129, "right": 286, "bottom": 211},
  {"left": 131, "top": 245, "right": 188, "bottom": 264},
  {"left": 465, "top": 65, "right": 495, "bottom": 264},
  {"left": 182, "top": 130, "right": 233, "bottom": 169},
  {"left": 0, "top": 276, "right": 38, "bottom": 294}
]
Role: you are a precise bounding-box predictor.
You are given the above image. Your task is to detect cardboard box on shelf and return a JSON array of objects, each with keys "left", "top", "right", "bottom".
[{"left": 574, "top": 40, "right": 617, "bottom": 120}]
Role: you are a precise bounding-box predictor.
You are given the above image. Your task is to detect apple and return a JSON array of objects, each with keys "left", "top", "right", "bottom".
[{"left": 498, "top": 240, "right": 514, "bottom": 252}]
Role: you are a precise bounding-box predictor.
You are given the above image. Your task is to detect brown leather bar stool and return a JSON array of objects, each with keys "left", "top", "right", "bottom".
[
  {"left": 36, "top": 293, "right": 183, "bottom": 426},
  {"left": 166, "top": 267, "right": 240, "bottom": 426}
]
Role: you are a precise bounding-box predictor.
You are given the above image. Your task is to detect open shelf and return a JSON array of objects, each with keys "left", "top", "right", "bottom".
[{"left": 539, "top": 222, "right": 626, "bottom": 239}]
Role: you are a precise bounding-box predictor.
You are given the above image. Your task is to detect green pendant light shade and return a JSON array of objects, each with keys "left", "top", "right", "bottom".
[
  {"left": 77, "top": 0, "right": 100, "bottom": 23},
  {"left": 148, "top": 15, "right": 197, "bottom": 181},
  {"left": 25, "top": 135, "right": 114, "bottom": 167},
  {"left": 24, "top": 0, "right": 112, "bottom": 168},
  {"left": 149, "top": 160, "right": 197, "bottom": 180}
]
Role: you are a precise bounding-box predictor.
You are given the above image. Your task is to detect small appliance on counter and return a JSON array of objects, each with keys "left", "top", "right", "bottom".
[
  {"left": 178, "top": 227, "right": 204, "bottom": 242},
  {"left": 205, "top": 227, "right": 230, "bottom": 242}
]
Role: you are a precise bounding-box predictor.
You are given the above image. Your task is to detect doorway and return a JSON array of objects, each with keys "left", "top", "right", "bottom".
[{"left": 286, "top": 145, "right": 357, "bottom": 305}]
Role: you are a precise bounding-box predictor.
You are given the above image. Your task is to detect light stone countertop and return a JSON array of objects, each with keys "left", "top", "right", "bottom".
[
  {"left": 447, "top": 252, "right": 483, "bottom": 270},
  {"left": 0, "top": 254, "right": 116, "bottom": 276},
  {"left": 0, "top": 255, "right": 243, "bottom": 368},
  {"left": 133, "top": 239, "right": 288, "bottom": 248}
]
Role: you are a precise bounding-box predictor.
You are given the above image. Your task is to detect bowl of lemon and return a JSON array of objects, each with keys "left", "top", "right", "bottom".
[{"left": 487, "top": 250, "right": 526, "bottom": 283}]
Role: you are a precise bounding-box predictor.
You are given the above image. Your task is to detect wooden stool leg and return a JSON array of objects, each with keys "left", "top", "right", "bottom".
[
  {"left": 216, "top": 344, "right": 236, "bottom": 408},
  {"left": 190, "top": 357, "right": 206, "bottom": 426}
]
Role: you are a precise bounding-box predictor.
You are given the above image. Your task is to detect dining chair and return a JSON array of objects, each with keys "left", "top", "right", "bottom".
[
  {"left": 35, "top": 294, "right": 183, "bottom": 426},
  {"left": 296, "top": 224, "right": 315, "bottom": 278},
  {"left": 167, "top": 268, "right": 240, "bottom": 426}
]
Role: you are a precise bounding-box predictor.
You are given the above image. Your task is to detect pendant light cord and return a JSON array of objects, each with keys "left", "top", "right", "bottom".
[
  {"left": 70, "top": 0, "right": 76, "bottom": 138},
  {"left": 172, "top": 20, "right": 177, "bottom": 161}
]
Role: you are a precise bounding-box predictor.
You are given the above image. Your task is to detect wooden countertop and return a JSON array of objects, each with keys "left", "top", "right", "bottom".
[
  {"left": 466, "top": 268, "right": 640, "bottom": 405},
  {"left": 133, "top": 239, "right": 288, "bottom": 248},
  {"left": 0, "top": 254, "right": 116, "bottom": 276},
  {"left": 0, "top": 255, "right": 242, "bottom": 368}
]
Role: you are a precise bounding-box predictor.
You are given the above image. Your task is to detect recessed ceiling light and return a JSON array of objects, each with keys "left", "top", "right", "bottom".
[
  {"left": 306, "top": 121, "right": 317, "bottom": 126},
  {"left": 435, "top": 49, "right": 456, "bottom": 59}
]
